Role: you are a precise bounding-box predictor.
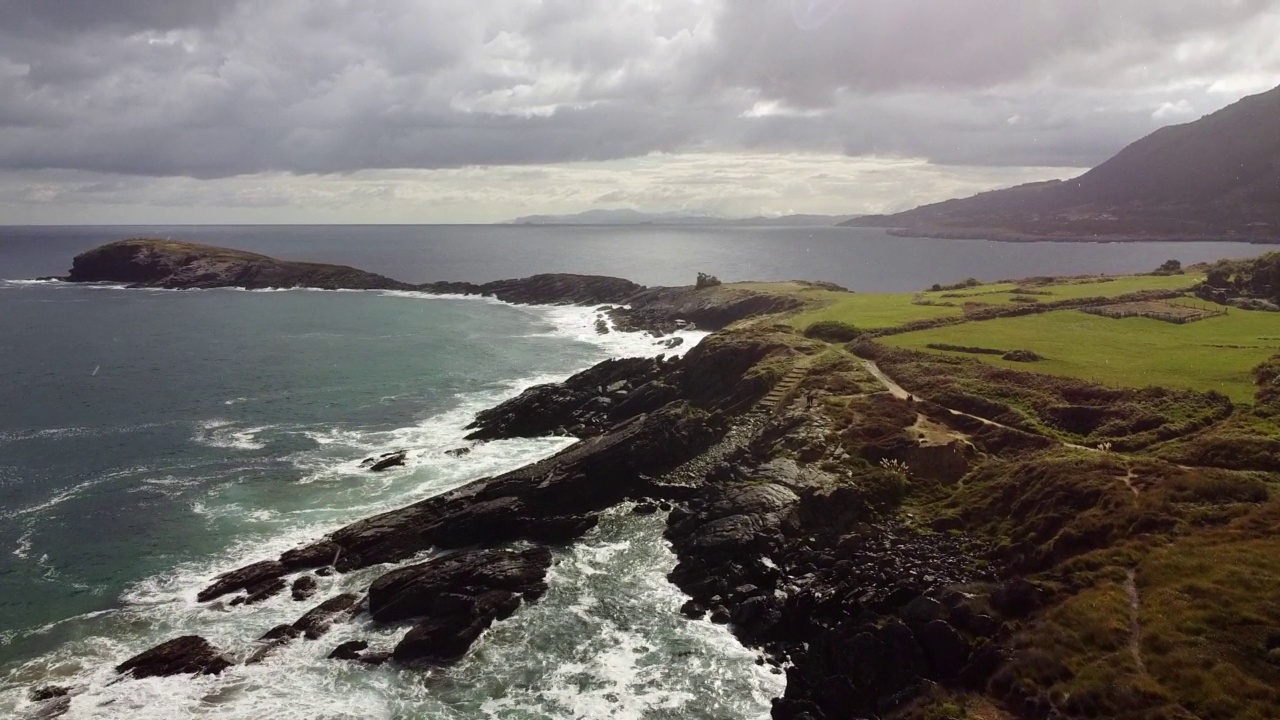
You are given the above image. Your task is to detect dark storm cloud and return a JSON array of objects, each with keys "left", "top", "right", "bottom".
[{"left": 0, "top": 0, "right": 1276, "bottom": 179}]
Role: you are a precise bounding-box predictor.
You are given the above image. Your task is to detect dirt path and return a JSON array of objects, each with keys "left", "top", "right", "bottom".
[
  {"left": 860, "top": 359, "right": 1106, "bottom": 456},
  {"left": 1122, "top": 467, "right": 1140, "bottom": 495},
  {"left": 1125, "top": 569, "right": 1147, "bottom": 675}
]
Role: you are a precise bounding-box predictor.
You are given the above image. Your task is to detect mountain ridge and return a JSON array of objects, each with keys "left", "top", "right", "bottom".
[{"left": 845, "top": 83, "right": 1280, "bottom": 241}]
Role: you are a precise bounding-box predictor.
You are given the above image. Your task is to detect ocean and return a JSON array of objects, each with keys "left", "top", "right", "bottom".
[{"left": 0, "top": 225, "right": 1268, "bottom": 718}]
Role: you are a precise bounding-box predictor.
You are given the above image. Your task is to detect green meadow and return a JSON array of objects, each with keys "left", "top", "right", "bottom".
[{"left": 883, "top": 307, "right": 1279, "bottom": 403}]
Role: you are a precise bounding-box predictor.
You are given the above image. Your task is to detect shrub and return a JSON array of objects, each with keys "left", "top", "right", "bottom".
[
  {"left": 1152, "top": 259, "right": 1184, "bottom": 276},
  {"left": 926, "top": 343, "right": 1006, "bottom": 356},
  {"left": 695, "top": 272, "right": 722, "bottom": 289},
  {"left": 1003, "top": 350, "right": 1044, "bottom": 363},
  {"left": 804, "top": 320, "right": 864, "bottom": 343}
]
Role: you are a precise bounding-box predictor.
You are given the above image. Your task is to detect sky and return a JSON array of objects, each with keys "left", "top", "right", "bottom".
[{"left": 0, "top": 0, "right": 1277, "bottom": 224}]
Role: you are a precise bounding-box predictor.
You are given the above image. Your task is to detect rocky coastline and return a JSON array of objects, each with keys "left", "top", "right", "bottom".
[
  {"left": 40, "top": 238, "right": 1279, "bottom": 720},
  {"left": 57, "top": 238, "right": 806, "bottom": 335}
]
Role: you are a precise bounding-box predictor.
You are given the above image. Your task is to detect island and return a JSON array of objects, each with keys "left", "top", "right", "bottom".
[{"left": 37, "top": 240, "right": 1280, "bottom": 720}]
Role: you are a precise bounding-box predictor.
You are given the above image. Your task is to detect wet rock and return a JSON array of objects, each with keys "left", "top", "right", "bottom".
[
  {"left": 369, "top": 547, "right": 552, "bottom": 624},
  {"left": 28, "top": 686, "right": 69, "bottom": 703},
  {"left": 291, "top": 575, "right": 318, "bottom": 602},
  {"left": 26, "top": 695, "right": 71, "bottom": 719},
  {"left": 681, "top": 600, "right": 707, "bottom": 619},
  {"left": 368, "top": 451, "right": 407, "bottom": 472},
  {"left": 328, "top": 640, "right": 370, "bottom": 660},
  {"left": 253, "top": 401, "right": 714, "bottom": 574},
  {"left": 243, "top": 577, "right": 287, "bottom": 605},
  {"left": 197, "top": 559, "right": 286, "bottom": 603},
  {"left": 632, "top": 502, "right": 659, "bottom": 515},
  {"left": 259, "top": 624, "right": 301, "bottom": 642},
  {"left": 293, "top": 593, "right": 361, "bottom": 640},
  {"left": 444, "top": 447, "right": 472, "bottom": 458},
  {"left": 392, "top": 590, "right": 523, "bottom": 664},
  {"left": 465, "top": 357, "right": 668, "bottom": 441},
  {"left": 115, "top": 636, "right": 233, "bottom": 679},
  {"left": 358, "top": 651, "right": 392, "bottom": 666}
]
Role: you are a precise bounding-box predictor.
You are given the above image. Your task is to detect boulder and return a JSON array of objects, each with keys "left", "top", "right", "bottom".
[
  {"left": 293, "top": 593, "right": 361, "bottom": 640},
  {"left": 368, "top": 451, "right": 407, "bottom": 472},
  {"left": 197, "top": 560, "right": 286, "bottom": 603},
  {"left": 242, "top": 577, "right": 286, "bottom": 605},
  {"left": 392, "top": 590, "right": 523, "bottom": 664},
  {"left": 915, "top": 620, "right": 971, "bottom": 680},
  {"left": 291, "top": 575, "right": 318, "bottom": 601},
  {"left": 328, "top": 640, "right": 370, "bottom": 661},
  {"left": 368, "top": 547, "right": 552, "bottom": 624},
  {"left": 115, "top": 636, "right": 233, "bottom": 679},
  {"left": 28, "top": 686, "right": 69, "bottom": 703}
]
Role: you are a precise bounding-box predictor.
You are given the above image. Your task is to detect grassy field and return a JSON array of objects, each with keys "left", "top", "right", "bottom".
[
  {"left": 883, "top": 307, "right": 1280, "bottom": 402},
  {"left": 728, "top": 281, "right": 964, "bottom": 330},
  {"left": 916, "top": 273, "right": 1204, "bottom": 307},
  {"left": 774, "top": 273, "right": 1205, "bottom": 331}
]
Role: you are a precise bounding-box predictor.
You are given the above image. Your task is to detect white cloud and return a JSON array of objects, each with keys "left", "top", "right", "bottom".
[{"left": 0, "top": 0, "right": 1276, "bottom": 220}]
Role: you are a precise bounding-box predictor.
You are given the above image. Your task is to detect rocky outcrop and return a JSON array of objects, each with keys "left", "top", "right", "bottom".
[
  {"left": 661, "top": 405, "right": 999, "bottom": 720},
  {"left": 115, "top": 636, "right": 233, "bottom": 679},
  {"left": 465, "top": 357, "right": 673, "bottom": 440},
  {"left": 612, "top": 285, "right": 807, "bottom": 334},
  {"left": 67, "top": 239, "right": 413, "bottom": 290},
  {"left": 368, "top": 547, "right": 552, "bottom": 664},
  {"left": 422, "top": 274, "right": 643, "bottom": 306},
  {"left": 197, "top": 559, "right": 287, "bottom": 603},
  {"left": 363, "top": 450, "right": 407, "bottom": 472}
]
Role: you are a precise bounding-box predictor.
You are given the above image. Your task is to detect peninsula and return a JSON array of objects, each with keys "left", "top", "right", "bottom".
[{"left": 37, "top": 240, "right": 1280, "bottom": 720}]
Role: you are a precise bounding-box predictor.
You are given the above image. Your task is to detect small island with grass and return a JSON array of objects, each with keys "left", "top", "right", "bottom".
[{"left": 44, "top": 240, "right": 1280, "bottom": 720}]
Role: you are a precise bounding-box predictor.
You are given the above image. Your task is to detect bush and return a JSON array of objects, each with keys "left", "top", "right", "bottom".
[
  {"left": 803, "top": 320, "right": 864, "bottom": 343},
  {"left": 1152, "top": 259, "right": 1184, "bottom": 276},
  {"left": 1003, "top": 350, "right": 1044, "bottom": 363},
  {"left": 695, "top": 272, "right": 722, "bottom": 289},
  {"left": 930, "top": 277, "right": 982, "bottom": 292},
  {"left": 926, "top": 343, "right": 1006, "bottom": 356}
]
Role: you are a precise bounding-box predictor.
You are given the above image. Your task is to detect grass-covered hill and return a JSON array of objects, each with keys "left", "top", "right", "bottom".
[
  {"left": 713, "top": 257, "right": 1280, "bottom": 719},
  {"left": 843, "top": 83, "right": 1280, "bottom": 242}
]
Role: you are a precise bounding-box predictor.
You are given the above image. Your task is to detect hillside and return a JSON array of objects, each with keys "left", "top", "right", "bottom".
[{"left": 845, "top": 83, "right": 1280, "bottom": 241}]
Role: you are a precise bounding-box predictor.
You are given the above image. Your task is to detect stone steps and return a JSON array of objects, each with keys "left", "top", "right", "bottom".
[{"left": 747, "top": 362, "right": 811, "bottom": 418}]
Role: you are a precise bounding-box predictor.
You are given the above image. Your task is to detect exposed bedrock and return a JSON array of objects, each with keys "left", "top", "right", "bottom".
[
  {"left": 115, "top": 636, "right": 234, "bottom": 679},
  {"left": 466, "top": 328, "right": 812, "bottom": 443},
  {"left": 664, "top": 408, "right": 1001, "bottom": 720},
  {"left": 612, "top": 285, "right": 807, "bottom": 334},
  {"left": 368, "top": 546, "right": 553, "bottom": 664}
]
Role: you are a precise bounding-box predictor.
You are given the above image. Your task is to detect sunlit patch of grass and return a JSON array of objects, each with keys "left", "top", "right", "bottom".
[{"left": 882, "top": 307, "right": 1280, "bottom": 402}]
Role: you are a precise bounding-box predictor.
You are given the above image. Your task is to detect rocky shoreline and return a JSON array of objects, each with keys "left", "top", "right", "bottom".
[
  {"left": 40, "top": 238, "right": 1277, "bottom": 720},
  {"left": 33, "top": 239, "right": 1021, "bottom": 719}
]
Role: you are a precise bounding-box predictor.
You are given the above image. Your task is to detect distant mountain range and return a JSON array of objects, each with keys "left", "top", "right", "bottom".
[
  {"left": 508, "top": 209, "right": 855, "bottom": 227},
  {"left": 844, "top": 83, "right": 1280, "bottom": 242}
]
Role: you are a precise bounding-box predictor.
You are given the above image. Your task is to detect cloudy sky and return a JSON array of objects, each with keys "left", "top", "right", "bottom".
[{"left": 1, "top": 0, "right": 1277, "bottom": 223}]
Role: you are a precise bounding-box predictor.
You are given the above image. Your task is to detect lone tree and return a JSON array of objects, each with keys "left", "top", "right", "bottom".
[
  {"left": 696, "top": 272, "right": 722, "bottom": 289},
  {"left": 1154, "top": 259, "right": 1184, "bottom": 275}
]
